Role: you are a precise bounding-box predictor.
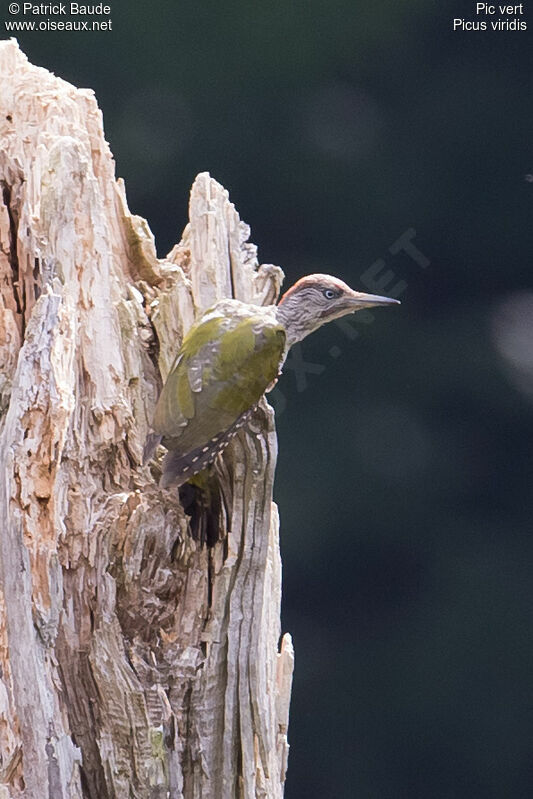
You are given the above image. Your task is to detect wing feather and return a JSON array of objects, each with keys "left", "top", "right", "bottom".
[{"left": 150, "top": 306, "right": 285, "bottom": 457}]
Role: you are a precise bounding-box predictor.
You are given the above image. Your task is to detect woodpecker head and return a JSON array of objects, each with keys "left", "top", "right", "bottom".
[{"left": 276, "top": 274, "right": 400, "bottom": 344}]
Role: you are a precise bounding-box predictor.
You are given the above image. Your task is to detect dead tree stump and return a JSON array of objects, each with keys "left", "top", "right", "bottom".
[{"left": 0, "top": 39, "right": 293, "bottom": 799}]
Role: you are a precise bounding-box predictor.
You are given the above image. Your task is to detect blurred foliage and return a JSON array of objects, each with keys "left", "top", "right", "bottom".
[{"left": 12, "top": 0, "right": 533, "bottom": 796}]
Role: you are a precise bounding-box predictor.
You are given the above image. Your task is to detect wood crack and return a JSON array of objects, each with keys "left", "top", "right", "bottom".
[{"left": 1, "top": 180, "right": 24, "bottom": 330}]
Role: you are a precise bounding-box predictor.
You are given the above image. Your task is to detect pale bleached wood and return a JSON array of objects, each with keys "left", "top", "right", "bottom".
[{"left": 0, "top": 39, "right": 293, "bottom": 799}]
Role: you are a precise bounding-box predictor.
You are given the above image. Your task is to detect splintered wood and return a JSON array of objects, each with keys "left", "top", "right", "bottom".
[{"left": 0, "top": 39, "right": 293, "bottom": 799}]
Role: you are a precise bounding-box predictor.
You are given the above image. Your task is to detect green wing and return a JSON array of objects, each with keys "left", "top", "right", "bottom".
[{"left": 151, "top": 310, "right": 286, "bottom": 455}]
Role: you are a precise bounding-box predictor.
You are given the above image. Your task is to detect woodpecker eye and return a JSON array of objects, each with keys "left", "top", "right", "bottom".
[{"left": 323, "top": 288, "right": 337, "bottom": 300}]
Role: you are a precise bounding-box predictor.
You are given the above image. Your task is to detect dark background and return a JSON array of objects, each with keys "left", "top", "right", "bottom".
[{"left": 10, "top": 1, "right": 533, "bottom": 796}]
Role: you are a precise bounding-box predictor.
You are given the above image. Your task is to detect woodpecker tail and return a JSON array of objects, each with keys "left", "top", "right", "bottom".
[
  {"left": 179, "top": 474, "right": 224, "bottom": 547},
  {"left": 159, "top": 406, "right": 255, "bottom": 489},
  {"left": 143, "top": 432, "right": 162, "bottom": 465}
]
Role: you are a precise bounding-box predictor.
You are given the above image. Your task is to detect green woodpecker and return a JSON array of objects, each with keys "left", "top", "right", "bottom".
[{"left": 144, "top": 274, "right": 399, "bottom": 487}]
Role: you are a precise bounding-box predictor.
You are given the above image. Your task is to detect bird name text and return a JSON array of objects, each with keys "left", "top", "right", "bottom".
[{"left": 453, "top": 1, "right": 527, "bottom": 30}]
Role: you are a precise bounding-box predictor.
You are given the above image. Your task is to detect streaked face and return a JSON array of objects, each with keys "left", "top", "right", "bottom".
[{"left": 279, "top": 274, "right": 399, "bottom": 323}]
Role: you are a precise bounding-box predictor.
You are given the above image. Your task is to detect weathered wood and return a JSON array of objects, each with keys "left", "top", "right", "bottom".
[{"left": 0, "top": 39, "right": 293, "bottom": 799}]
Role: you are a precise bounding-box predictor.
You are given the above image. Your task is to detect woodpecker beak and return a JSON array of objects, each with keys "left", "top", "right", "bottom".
[{"left": 347, "top": 291, "right": 401, "bottom": 309}]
